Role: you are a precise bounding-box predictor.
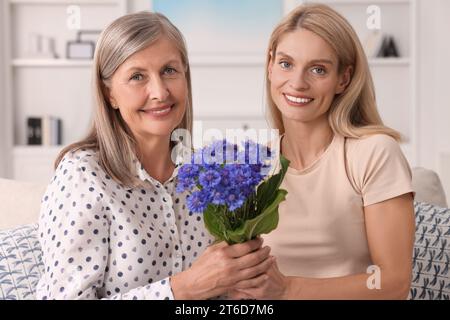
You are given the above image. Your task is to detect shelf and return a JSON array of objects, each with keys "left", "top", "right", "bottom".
[
  {"left": 368, "top": 58, "right": 410, "bottom": 66},
  {"left": 12, "top": 59, "right": 93, "bottom": 67},
  {"left": 13, "top": 145, "right": 64, "bottom": 157}
]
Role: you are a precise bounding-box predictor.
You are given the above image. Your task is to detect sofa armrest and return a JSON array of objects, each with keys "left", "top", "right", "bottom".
[
  {"left": 0, "top": 178, "right": 47, "bottom": 230},
  {"left": 412, "top": 167, "right": 448, "bottom": 208}
]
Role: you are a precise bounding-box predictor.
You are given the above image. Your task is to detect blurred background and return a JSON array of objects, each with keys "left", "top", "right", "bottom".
[{"left": 0, "top": 0, "right": 449, "bottom": 200}]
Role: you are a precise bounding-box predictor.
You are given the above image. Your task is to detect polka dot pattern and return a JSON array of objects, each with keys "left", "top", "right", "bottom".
[{"left": 35, "top": 149, "right": 213, "bottom": 300}]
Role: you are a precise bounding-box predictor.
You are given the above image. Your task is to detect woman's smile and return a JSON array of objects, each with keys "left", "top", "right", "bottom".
[
  {"left": 139, "top": 104, "right": 175, "bottom": 118},
  {"left": 283, "top": 93, "right": 314, "bottom": 107}
]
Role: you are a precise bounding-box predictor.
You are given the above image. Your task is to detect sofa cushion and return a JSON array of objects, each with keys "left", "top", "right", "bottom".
[
  {"left": 410, "top": 202, "right": 450, "bottom": 300},
  {"left": 0, "top": 224, "right": 44, "bottom": 300}
]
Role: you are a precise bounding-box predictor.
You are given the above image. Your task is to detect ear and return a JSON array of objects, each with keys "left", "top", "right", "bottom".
[
  {"left": 335, "top": 66, "right": 353, "bottom": 95},
  {"left": 105, "top": 84, "right": 118, "bottom": 109},
  {"left": 110, "top": 96, "right": 119, "bottom": 109}
]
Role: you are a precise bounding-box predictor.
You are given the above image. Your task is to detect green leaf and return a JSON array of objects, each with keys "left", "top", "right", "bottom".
[
  {"left": 201, "top": 154, "right": 291, "bottom": 244},
  {"left": 248, "top": 189, "right": 287, "bottom": 237},
  {"left": 224, "top": 189, "right": 287, "bottom": 244},
  {"left": 203, "top": 205, "right": 226, "bottom": 241},
  {"left": 256, "top": 154, "right": 290, "bottom": 211}
]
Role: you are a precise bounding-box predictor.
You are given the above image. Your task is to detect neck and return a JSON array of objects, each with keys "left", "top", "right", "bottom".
[
  {"left": 282, "top": 116, "right": 334, "bottom": 171},
  {"left": 137, "top": 135, "right": 175, "bottom": 184}
]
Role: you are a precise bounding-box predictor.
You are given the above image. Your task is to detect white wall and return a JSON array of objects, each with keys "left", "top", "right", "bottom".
[
  {"left": 417, "top": 0, "right": 438, "bottom": 170},
  {"left": 130, "top": 0, "right": 150, "bottom": 12},
  {"left": 0, "top": 2, "right": 7, "bottom": 177},
  {"left": 436, "top": 0, "right": 450, "bottom": 201},
  {"left": 417, "top": 0, "right": 450, "bottom": 201}
]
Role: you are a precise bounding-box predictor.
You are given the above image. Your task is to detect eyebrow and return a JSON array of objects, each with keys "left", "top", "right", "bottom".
[
  {"left": 276, "top": 51, "right": 334, "bottom": 65},
  {"left": 124, "top": 59, "right": 183, "bottom": 73}
]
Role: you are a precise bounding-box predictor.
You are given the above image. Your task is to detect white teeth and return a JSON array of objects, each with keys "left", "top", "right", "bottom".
[
  {"left": 150, "top": 107, "right": 171, "bottom": 114},
  {"left": 285, "top": 95, "right": 312, "bottom": 104}
]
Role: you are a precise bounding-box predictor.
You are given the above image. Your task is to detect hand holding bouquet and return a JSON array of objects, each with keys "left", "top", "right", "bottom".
[{"left": 176, "top": 139, "right": 289, "bottom": 244}]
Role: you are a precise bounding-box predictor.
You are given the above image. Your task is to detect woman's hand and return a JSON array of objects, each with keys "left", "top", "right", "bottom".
[
  {"left": 170, "top": 237, "right": 273, "bottom": 300},
  {"left": 228, "top": 257, "right": 291, "bottom": 300}
]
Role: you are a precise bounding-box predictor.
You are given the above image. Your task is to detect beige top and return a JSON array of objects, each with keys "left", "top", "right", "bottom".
[{"left": 263, "top": 134, "right": 414, "bottom": 278}]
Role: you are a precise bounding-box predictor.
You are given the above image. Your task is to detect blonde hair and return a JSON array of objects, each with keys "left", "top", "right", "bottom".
[
  {"left": 55, "top": 11, "right": 193, "bottom": 187},
  {"left": 266, "top": 3, "right": 401, "bottom": 141}
]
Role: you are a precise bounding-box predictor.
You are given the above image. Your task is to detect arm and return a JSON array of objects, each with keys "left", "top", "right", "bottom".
[
  {"left": 36, "top": 155, "right": 175, "bottom": 300},
  {"left": 231, "top": 193, "right": 415, "bottom": 300}
]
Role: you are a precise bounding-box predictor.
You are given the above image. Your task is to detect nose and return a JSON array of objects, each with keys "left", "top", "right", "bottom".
[
  {"left": 289, "top": 70, "right": 310, "bottom": 91},
  {"left": 149, "top": 76, "right": 169, "bottom": 101}
]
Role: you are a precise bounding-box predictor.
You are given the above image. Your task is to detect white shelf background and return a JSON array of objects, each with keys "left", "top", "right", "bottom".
[
  {"left": 2, "top": 0, "right": 419, "bottom": 182},
  {"left": 12, "top": 59, "right": 93, "bottom": 67}
]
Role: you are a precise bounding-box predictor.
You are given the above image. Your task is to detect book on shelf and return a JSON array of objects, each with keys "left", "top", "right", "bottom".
[
  {"left": 27, "top": 116, "right": 62, "bottom": 146},
  {"left": 364, "top": 31, "right": 401, "bottom": 59}
]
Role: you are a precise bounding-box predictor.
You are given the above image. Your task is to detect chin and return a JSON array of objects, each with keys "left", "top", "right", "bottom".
[
  {"left": 146, "top": 127, "right": 176, "bottom": 138},
  {"left": 142, "top": 116, "right": 184, "bottom": 137}
]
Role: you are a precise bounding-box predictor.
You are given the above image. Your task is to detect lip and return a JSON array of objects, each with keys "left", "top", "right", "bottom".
[
  {"left": 284, "top": 93, "right": 313, "bottom": 99},
  {"left": 140, "top": 104, "right": 175, "bottom": 117},
  {"left": 283, "top": 93, "right": 314, "bottom": 107}
]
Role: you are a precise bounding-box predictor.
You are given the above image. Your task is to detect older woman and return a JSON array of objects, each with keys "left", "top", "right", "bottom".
[{"left": 36, "top": 12, "right": 272, "bottom": 300}]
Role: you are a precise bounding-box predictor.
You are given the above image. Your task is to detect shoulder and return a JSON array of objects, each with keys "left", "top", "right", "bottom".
[
  {"left": 345, "top": 134, "right": 411, "bottom": 187},
  {"left": 346, "top": 134, "right": 402, "bottom": 160},
  {"left": 58, "top": 148, "right": 99, "bottom": 168},
  {"left": 347, "top": 134, "right": 399, "bottom": 151},
  {"left": 345, "top": 134, "right": 409, "bottom": 180},
  {"left": 54, "top": 148, "right": 105, "bottom": 182}
]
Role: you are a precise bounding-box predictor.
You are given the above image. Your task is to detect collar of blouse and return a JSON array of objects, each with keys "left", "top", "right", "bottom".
[{"left": 133, "top": 142, "right": 191, "bottom": 187}]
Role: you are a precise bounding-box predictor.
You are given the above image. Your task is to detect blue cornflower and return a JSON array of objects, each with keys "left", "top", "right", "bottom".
[
  {"left": 176, "top": 164, "right": 199, "bottom": 193},
  {"left": 211, "top": 188, "right": 227, "bottom": 206},
  {"left": 225, "top": 189, "right": 246, "bottom": 211},
  {"left": 176, "top": 180, "right": 195, "bottom": 194},
  {"left": 187, "top": 191, "right": 210, "bottom": 213},
  {"left": 199, "top": 170, "right": 221, "bottom": 188},
  {"left": 178, "top": 164, "right": 199, "bottom": 179},
  {"left": 177, "top": 139, "right": 274, "bottom": 213}
]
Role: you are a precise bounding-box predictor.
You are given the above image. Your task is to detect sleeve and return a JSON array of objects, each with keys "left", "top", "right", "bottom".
[
  {"left": 346, "top": 135, "right": 414, "bottom": 207},
  {"left": 36, "top": 153, "right": 175, "bottom": 300}
]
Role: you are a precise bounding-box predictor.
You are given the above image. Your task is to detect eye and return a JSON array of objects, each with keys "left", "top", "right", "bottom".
[
  {"left": 279, "top": 61, "right": 292, "bottom": 69},
  {"left": 130, "top": 73, "right": 144, "bottom": 81},
  {"left": 163, "top": 67, "right": 178, "bottom": 75},
  {"left": 311, "top": 67, "right": 326, "bottom": 75}
]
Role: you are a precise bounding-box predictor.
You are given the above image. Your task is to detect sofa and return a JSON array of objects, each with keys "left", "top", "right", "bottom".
[{"left": 0, "top": 168, "right": 449, "bottom": 300}]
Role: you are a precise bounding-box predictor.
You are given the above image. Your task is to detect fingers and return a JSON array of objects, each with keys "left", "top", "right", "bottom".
[
  {"left": 234, "top": 273, "right": 268, "bottom": 290},
  {"left": 228, "top": 288, "right": 256, "bottom": 300},
  {"left": 234, "top": 246, "right": 271, "bottom": 270},
  {"left": 226, "top": 237, "right": 264, "bottom": 258},
  {"left": 227, "top": 289, "right": 250, "bottom": 300},
  {"left": 235, "top": 255, "right": 274, "bottom": 283},
  {"left": 207, "top": 240, "right": 228, "bottom": 251}
]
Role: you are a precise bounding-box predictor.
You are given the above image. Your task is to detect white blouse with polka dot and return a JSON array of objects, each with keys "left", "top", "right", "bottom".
[{"left": 36, "top": 148, "right": 214, "bottom": 300}]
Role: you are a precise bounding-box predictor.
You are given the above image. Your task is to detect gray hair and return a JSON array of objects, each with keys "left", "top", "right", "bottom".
[{"left": 56, "top": 11, "right": 193, "bottom": 187}]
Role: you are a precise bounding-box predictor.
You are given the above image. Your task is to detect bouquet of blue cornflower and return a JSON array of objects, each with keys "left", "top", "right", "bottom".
[{"left": 176, "top": 139, "right": 289, "bottom": 244}]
